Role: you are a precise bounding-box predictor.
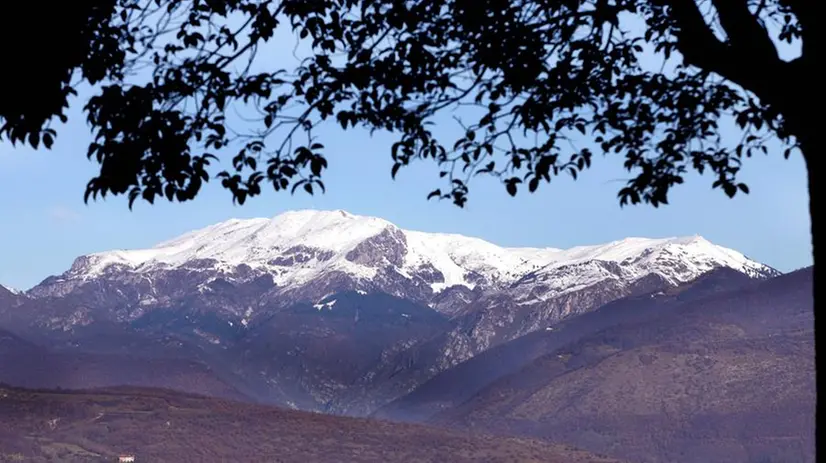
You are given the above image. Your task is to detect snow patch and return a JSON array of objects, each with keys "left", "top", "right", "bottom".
[
  {"left": 240, "top": 307, "right": 253, "bottom": 327},
  {"left": 313, "top": 299, "right": 337, "bottom": 311}
]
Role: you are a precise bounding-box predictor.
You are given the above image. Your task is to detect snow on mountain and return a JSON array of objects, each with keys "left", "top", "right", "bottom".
[
  {"left": 59, "top": 209, "right": 775, "bottom": 299},
  {"left": 400, "top": 231, "right": 561, "bottom": 292},
  {"left": 74, "top": 210, "right": 388, "bottom": 276},
  {"left": 533, "top": 235, "right": 764, "bottom": 277},
  {"left": 507, "top": 235, "right": 777, "bottom": 303},
  {"left": 0, "top": 284, "right": 21, "bottom": 295},
  {"left": 64, "top": 209, "right": 556, "bottom": 292}
]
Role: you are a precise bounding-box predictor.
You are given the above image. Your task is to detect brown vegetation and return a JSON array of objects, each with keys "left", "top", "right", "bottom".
[{"left": 0, "top": 385, "right": 621, "bottom": 463}]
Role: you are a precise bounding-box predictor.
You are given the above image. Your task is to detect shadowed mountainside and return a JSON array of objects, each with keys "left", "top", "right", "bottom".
[
  {"left": 0, "top": 385, "right": 622, "bottom": 463},
  {"left": 0, "top": 328, "right": 248, "bottom": 402},
  {"left": 375, "top": 267, "right": 757, "bottom": 422},
  {"left": 383, "top": 268, "right": 814, "bottom": 463},
  {"left": 0, "top": 292, "right": 456, "bottom": 414}
]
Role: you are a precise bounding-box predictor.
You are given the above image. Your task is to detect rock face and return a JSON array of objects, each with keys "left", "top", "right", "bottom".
[{"left": 0, "top": 209, "right": 779, "bottom": 415}]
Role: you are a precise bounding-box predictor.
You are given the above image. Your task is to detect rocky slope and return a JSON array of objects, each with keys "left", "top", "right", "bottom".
[
  {"left": 375, "top": 267, "right": 759, "bottom": 423},
  {"left": 0, "top": 210, "right": 779, "bottom": 415},
  {"left": 415, "top": 268, "right": 814, "bottom": 463}
]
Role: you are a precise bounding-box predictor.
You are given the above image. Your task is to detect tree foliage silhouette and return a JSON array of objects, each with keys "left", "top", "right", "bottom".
[{"left": 0, "top": 0, "right": 820, "bottom": 451}]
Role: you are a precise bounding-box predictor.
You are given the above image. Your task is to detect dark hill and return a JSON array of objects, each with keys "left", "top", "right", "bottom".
[{"left": 0, "top": 385, "right": 621, "bottom": 463}]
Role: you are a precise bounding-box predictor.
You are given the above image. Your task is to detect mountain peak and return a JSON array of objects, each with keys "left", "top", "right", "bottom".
[
  {"left": 271, "top": 208, "right": 367, "bottom": 224},
  {"left": 47, "top": 210, "right": 776, "bottom": 299}
]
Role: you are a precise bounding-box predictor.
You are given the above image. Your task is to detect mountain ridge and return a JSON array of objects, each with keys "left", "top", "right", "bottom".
[
  {"left": 25, "top": 209, "right": 777, "bottom": 297},
  {"left": 0, "top": 209, "right": 783, "bottom": 416}
]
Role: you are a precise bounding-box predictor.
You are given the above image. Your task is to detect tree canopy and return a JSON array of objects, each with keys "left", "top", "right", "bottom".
[{"left": 0, "top": 0, "right": 815, "bottom": 210}]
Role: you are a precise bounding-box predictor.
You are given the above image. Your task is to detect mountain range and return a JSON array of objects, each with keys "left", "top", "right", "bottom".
[{"left": 0, "top": 209, "right": 812, "bottom": 462}]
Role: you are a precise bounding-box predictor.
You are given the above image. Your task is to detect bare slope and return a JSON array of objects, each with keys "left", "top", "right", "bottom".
[
  {"left": 0, "top": 385, "right": 622, "bottom": 463},
  {"left": 427, "top": 268, "right": 814, "bottom": 463}
]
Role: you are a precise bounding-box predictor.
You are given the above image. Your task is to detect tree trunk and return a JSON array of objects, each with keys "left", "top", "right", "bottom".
[{"left": 802, "top": 146, "right": 820, "bottom": 462}]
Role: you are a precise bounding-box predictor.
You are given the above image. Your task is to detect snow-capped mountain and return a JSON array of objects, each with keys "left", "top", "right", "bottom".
[
  {"left": 39, "top": 209, "right": 774, "bottom": 303},
  {"left": 1, "top": 209, "right": 779, "bottom": 416},
  {"left": 57, "top": 208, "right": 556, "bottom": 294}
]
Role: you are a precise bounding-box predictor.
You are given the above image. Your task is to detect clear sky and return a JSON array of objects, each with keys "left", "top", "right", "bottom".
[{"left": 0, "top": 24, "right": 813, "bottom": 290}]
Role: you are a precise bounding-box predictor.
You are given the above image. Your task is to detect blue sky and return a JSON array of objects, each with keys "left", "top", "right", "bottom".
[
  {"left": 0, "top": 21, "right": 813, "bottom": 290},
  {"left": 0, "top": 99, "right": 811, "bottom": 290}
]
